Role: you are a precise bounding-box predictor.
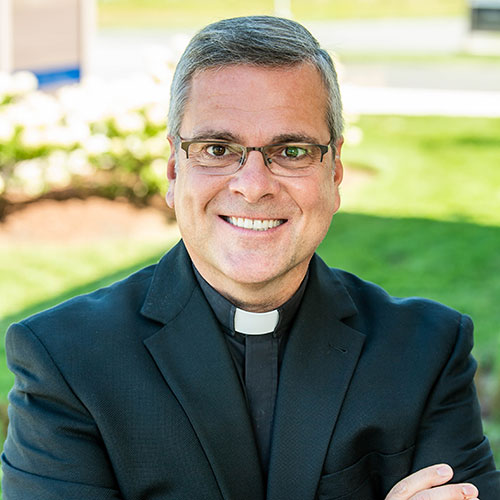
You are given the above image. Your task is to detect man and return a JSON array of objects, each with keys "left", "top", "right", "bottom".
[{"left": 2, "top": 16, "right": 499, "bottom": 500}]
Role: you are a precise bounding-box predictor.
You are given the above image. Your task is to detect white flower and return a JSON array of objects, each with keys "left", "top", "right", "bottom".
[
  {"left": 14, "top": 158, "right": 43, "bottom": 182},
  {"left": 145, "top": 136, "right": 168, "bottom": 157},
  {"left": 46, "top": 151, "right": 71, "bottom": 187},
  {"left": 125, "top": 135, "right": 147, "bottom": 159},
  {"left": 345, "top": 113, "right": 360, "bottom": 125},
  {"left": 5, "top": 102, "right": 31, "bottom": 128},
  {"left": 344, "top": 125, "right": 364, "bottom": 146},
  {"left": 0, "top": 72, "right": 11, "bottom": 101},
  {"left": 14, "top": 158, "right": 45, "bottom": 196},
  {"left": 10, "top": 71, "right": 38, "bottom": 96},
  {"left": 44, "top": 126, "right": 76, "bottom": 148},
  {"left": 109, "top": 137, "right": 126, "bottom": 156},
  {"left": 83, "top": 134, "right": 111, "bottom": 156},
  {"left": 41, "top": 121, "right": 90, "bottom": 149},
  {"left": 67, "top": 149, "right": 93, "bottom": 176},
  {"left": 150, "top": 158, "right": 167, "bottom": 178},
  {"left": 114, "top": 111, "right": 146, "bottom": 135},
  {"left": 19, "top": 127, "right": 45, "bottom": 149},
  {"left": 65, "top": 120, "right": 91, "bottom": 144},
  {"left": 58, "top": 82, "right": 108, "bottom": 123},
  {"left": 62, "top": 79, "right": 121, "bottom": 123},
  {"left": 10, "top": 92, "right": 62, "bottom": 128},
  {"left": 144, "top": 104, "right": 167, "bottom": 128},
  {"left": 26, "top": 92, "right": 61, "bottom": 124},
  {"left": 0, "top": 114, "right": 15, "bottom": 142}
]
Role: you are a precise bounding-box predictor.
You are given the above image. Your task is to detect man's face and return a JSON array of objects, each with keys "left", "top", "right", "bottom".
[{"left": 166, "top": 63, "right": 343, "bottom": 307}]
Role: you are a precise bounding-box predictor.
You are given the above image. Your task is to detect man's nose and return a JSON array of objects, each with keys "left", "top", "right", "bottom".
[{"left": 228, "top": 149, "right": 280, "bottom": 203}]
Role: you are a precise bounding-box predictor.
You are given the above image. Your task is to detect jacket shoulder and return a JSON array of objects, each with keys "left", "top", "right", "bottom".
[
  {"left": 14, "top": 263, "right": 158, "bottom": 345},
  {"left": 332, "top": 266, "right": 462, "bottom": 318},
  {"left": 317, "top": 262, "right": 470, "bottom": 351}
]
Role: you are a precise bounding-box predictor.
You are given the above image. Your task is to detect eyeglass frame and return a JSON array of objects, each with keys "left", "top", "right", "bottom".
[{"left": 177, "top": 137, "right": 332, "bottom": 175}]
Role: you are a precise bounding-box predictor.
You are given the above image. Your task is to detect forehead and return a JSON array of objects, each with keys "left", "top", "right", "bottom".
[{"left": 180, "top": 64, "right": 330, "bottom": 142}]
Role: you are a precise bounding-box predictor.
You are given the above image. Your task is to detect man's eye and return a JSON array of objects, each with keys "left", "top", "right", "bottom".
[
  {"left": 206, "top": 144, "right": 228, "bottom": 157},
  {"left": 282, "top": 146, "right": 307, "bottom": 159}
]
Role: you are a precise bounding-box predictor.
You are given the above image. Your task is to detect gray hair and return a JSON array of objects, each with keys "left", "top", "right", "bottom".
[{"left": 168, "top": 16, "right": 343, "bottom": 147}]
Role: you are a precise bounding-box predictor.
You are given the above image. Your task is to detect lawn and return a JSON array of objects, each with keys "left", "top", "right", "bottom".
[
  {"left": 97, "top": 0, "right": 467, "bottom": 28},
  {"left": 1, "top": 114, "right": 499, "bottom": 467}
]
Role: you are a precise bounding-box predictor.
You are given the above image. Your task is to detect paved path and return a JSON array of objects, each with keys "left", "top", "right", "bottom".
[
  {"left": 88, "top": 18, "right": 500, "bottom": 117},
  {"left": 306, "top": 18, "right": 470, "bottom": 54},
  {"left": 342, "top": 85, "right": 500, "bottom": 117}
]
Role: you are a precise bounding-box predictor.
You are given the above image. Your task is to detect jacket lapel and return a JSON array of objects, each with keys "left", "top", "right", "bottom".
[
  {"left": 141, "top": 242, "right": 265, "bottom": 500},
  {"left": 267, "top": 255, "right": 366, "bottom": 500}
]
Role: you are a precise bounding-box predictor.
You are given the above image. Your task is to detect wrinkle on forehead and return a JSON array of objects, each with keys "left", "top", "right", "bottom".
[{"left": 180, "top": 64, "right": 330, "bottom": 145}]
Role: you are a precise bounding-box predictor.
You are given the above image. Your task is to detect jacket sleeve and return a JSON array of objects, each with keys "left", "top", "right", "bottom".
[
  {"left": 410, "top": 313, "right": 500, "bottom": 499},
  {"left": 1, "top": 322, "right": 124, "bottom": 500}
]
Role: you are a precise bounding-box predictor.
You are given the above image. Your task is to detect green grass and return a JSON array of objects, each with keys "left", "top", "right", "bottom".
[
  {"left": 337, "top": 52, "right": 500, "bottom": 64},
  {"left": 98, "top": 0, "right": 467, "bottom": 29},
  {"left": 341, "top": 116, "right": 500, "bottom": 226},
  {"left": 0, "top": 238, "right": 172, "bottom": 319},
  {"left": 98, "top": 0, "right": 275, "bottom": 29}
]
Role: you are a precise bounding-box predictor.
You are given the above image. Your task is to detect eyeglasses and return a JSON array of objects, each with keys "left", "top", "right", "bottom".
[{"left": 179, "top": 138, "right": 331, "bottom": 177}]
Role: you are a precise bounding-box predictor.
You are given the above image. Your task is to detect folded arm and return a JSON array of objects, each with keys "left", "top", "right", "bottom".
[{"left": 387, "top": 314, "right": 499, "bottom": 499}]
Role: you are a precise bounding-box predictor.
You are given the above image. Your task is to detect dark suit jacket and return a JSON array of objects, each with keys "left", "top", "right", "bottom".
[{"left": 2, "top": 241, "right": 499, "bottom": 500}]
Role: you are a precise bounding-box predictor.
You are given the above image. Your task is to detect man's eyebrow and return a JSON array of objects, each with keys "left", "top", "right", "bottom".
[
  {"left": 188, "top": 129, "right": 240, "bottom": 142},
  {"left": 270, "top": 133, "right": 324, "bottom": 144}
]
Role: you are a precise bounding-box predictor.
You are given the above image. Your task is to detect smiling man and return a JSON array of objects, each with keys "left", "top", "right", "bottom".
[
  {"left": 167, "top": 63, "right": 341, "bottom": 312},
  {"left": 2, "top": 16, "right": 499, "bottom": 500}
]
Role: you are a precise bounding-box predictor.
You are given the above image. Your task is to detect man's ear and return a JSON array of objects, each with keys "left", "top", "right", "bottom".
[
  {"left": 166, "top": 135, "right": 177, "bottom": 209},
  {"left": 334, "top": 136, "right": 344, "bottom": 186},
  {"left": 332, "top": 136, "right": 344, "bottom": 215}
]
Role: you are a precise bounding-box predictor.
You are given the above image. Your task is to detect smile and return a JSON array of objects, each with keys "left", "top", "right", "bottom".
[{"left": 222, "top": 216, "right": 286, "bottom": 231}]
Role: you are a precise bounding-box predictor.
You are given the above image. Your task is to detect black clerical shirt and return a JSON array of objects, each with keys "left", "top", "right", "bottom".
[{"left": 193, "top": 266, "right": 308, "bottom": 475}]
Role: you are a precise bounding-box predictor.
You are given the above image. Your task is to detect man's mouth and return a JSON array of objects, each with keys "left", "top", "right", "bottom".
[{"left": 221, "top": 216, "right": 286, "bottom": 231}]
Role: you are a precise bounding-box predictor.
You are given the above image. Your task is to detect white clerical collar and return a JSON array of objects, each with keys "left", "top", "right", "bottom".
[{"left": 234, "top": 308, "right": 280, "bottom": 335}]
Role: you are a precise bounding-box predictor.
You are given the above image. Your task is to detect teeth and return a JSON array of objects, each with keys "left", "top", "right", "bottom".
[{"left": 226, "top": 216, "right": 284, "bottom": 231}]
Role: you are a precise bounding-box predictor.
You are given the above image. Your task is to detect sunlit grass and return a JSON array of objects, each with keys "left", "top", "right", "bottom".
[
  {"left": 97, "top": 0, "right": 467, "bottom": 29},
  {"left": 341, "top": 116, "right": 500, "bottom": 226},
  {"left": 337, "top": 53, "right": 500, "bottom": 64},
  {"left": 0, "top": 238, "right": 173, "bottom": 318}
]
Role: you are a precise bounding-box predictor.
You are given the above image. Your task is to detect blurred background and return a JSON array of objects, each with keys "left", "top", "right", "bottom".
[{"left": 1, "top": 0, "right": 499, "bottom": 486}]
